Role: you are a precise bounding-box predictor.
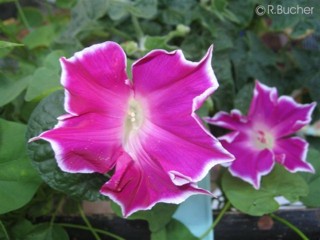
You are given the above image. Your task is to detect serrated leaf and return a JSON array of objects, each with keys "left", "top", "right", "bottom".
[
  {"left": 222, "top": 164, "right": 309, "bottom": 216},
  {"left": 300, "top": 148, "right": 320, "bottom": 207},
  {"left": 0, "top": 119, "right": 42, "bottom": 214},
  {"left": 26, "top": 91, "right": 108, "bottom": 201}
]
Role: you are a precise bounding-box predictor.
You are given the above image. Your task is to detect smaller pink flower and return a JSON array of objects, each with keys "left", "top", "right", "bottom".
[{"left": 206, "top": 81, "right": 316, "bottom": 189}]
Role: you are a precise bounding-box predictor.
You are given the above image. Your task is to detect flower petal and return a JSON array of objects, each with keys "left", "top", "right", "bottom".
[
  {"left": 271, "top": 97, "right": 316, "bottom": 136},
  {"left": 248, "top": 81, "right": 278, "bottom": 123},
  {"left": 248, "top": 81, "right": 316, "bottom": 137},
  {"left": 60, "top": 41, "right": 131, "bottom": 116},
  {"left": 205, "top": 109, "right": 249, "bottom": 131},
  {"left": 139, "top": 120, "right": 232, "bottom": 183},
  {"left": 274, "top": 137, "right": 314, "bottom": 173},
  {"left": 131, "top": 47, "right": 234, "bottom": 181},
  {"left": 34, "top": 112, "right": 124, "bottom": 173},
  {"left": 220, "top": 133, "right": 275, "bottom": 189},
  {"left": 132, "top": 46, "right": 217, "bottom": 113},
  {"left": 100, "top": 145, "right": 210, "bottom": 217}
]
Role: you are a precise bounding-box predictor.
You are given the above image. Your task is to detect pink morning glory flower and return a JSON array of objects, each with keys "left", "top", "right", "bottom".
[
  {"left": 206, "top": 81, "right": 316, "bottom": 189},
  {"left": 30, "top": 41, "right": 234, "bottom": 216}
]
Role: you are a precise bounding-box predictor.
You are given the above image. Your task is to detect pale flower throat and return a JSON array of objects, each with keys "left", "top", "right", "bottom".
[
  {"left": 123, "top": 98, "right": 145, "bottom": 147},
  {"left": 252, "top": 129, "right": 274, "bottom": 150}
]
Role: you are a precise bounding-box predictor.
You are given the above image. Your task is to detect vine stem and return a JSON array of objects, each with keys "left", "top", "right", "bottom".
[
  {"left": 0, "top": 220, "right": 10, "bottom": 240},
  {"left": 58, "top": 223, "right": 125, "bottom": 240},
  {"left": 14, "top": 0, "right": 31, "bottom": 30},
  {"left": 199, "top": 201, "right": 231, "bottom": 239},
  {"left": 131, "top": 15, "right": 145, "bottom": 50},
  {"left": 270, "top": 213, "right": 309, "bottom": 240},
  {"left": 50, "top": 197, "right": 65, "bottom": 227},
  {"left": 78, "top": 203, "right": 101, "bottom": 240}
]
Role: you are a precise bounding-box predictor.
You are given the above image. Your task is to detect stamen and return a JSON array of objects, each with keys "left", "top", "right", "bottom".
[
  {"left": 252, "top": 129, "right": 274, "bottom": 150},
  {"left": 123, "top": 98, "right": 145, "bottom": 150}
]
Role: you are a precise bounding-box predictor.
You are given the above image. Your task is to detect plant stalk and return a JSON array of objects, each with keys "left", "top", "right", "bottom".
[
  {"left": 58, "top": 223, "right": 125, "bottom": 240},
  {"left": 199, "top": 201, "right": 231, "bottom": 239},
  {"left": 270, "top": 213, "right": 309, "bottom": 240},
  {"left": 78, "top": 204, "right": 101, "bottom": 240}
]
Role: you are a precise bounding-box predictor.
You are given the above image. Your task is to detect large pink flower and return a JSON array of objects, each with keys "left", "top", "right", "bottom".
[
  {"left": 206, "top": 81, "right": 316, "bottom": 189},
  {"left": 30, "top": 41, "right": 234, "bottom": 216}
]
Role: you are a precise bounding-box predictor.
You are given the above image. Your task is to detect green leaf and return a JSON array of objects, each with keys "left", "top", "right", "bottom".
[
  {"left": 58, "top": 0, "right": 110, "bottom": 43},
  {"left": 10, "top": 219, "right": 34, "bottom": 240},
  {"left": 0, "top": 76, "right": 30, "bottom": 107},
  {"left": 211, "top": 52, "right": 235, "bottom": 111},
  {"left": 56, "top": 0, "right": 77, "bottom": 9},
  {"left": 25, "top": 50, "right": 64, "bottom": 101},
  {"left": 165, "top": 219, "right": 198, "bottom": 240},
  {"left": 161, "top": 0, "right": 196, "bottom": 25},
  {"left": 26, "top": 91, "right": 108, "bottom": 201},
  {"left": 108, "top": 0, "right": 157, "bottom": 20},
  {"left": 129, "top": 0, "right": 158, "bottom": 19},
  {"left": 111, "top": 202, "right": 178, "bottom": 232},
  {"left": 20, "top": 7, "right": 44, "bottom": 28},
  {"left": 0, "top": 119, "right": 42, "bottom": 214},
  {"left": 22, "top": 25, "right": 56, "bottom": 49},
  {"left": 222, "top": 164, "right": 309, "bottom": 216},
  {"left": 233, "top": 83, "right": 254, "bottom": 114},
  {"left": 226, "top": 0, "right": 255, "bottom": 27},
  {"left": 143, "top": 24, "right": 189, "bottom": 52},
  {"left": 0, "top": 40, "right": 23, "bottom": 49},
  {"left": 24, "top": 223, "right": 69, "bottom": 240},
  {"left": 300, "top": 148, "right": 320, "bottom": 207}
]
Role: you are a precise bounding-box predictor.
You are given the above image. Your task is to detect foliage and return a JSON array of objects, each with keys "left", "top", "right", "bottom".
[{"left": 0, "top": 0, "right": 319, "bottom": 239}]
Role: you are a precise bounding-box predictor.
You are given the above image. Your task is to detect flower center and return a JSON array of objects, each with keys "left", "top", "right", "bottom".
[
  {"left": 252, "top": 130, "right": 274, "bottom": 150},
  {"left": 123, "top": 98, "right": 144, "bottom": 146}
]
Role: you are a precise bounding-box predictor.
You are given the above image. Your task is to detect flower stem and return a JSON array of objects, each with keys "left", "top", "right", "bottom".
[
  {"left": 270, "top": 213, "right": 309, "bottom": 240},
  {"left": 0, "top": 220, "right": 10, "bottom": 240},
  {"left": 78, "top": 203, "right": 101, "bottom": 240},
  {"left": 199, "top": 201, "right": 231, "bottom": 239},
  {"left": 14, "top": 0, "right": 31, "bottom": 30},
  {"left": 131, "top": 15, "right": 145, "bottom": 49},
  {"left": 58, "top": 223, "right": 125, "bottom": 240},
  {"left": 50, "top": 197, "right": 65, "bottom": 227}
]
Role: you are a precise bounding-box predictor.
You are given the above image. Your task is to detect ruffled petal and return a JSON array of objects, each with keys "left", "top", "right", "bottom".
[
  {"left": 60, "top": 41, "right": 131, "bottom": 116},
  {"left": 33, "top": 112, "right": 123, "bottom": 173},
  {"left": 248, "top": 81, "right": 316, "bottom": 137},
  {"left": 137, "top": 120, "right": 232, "bottom": 183},
  {"left": 132, "top": 46, "right": 217, "bottom": 113},
  {"left": 220, "top": 133, "right": 275, "bottom": 189},
  {"left": 271, "top": 97, "right": 316, "bottom": 136},
  {"left": 274, "top": 137, "right": 314, "bottom": 173},
  {"left": 131, "top": 47, "right": 234, "bottom": 182},
  {"left": 205, "top": 109, "right": 249, "bottom": 131},
  {"left": 100, "top": 144, "right": 210, "bottom": 217},
  {"left": 248, "top": 81, "right": 278, "bottom": 124}
]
